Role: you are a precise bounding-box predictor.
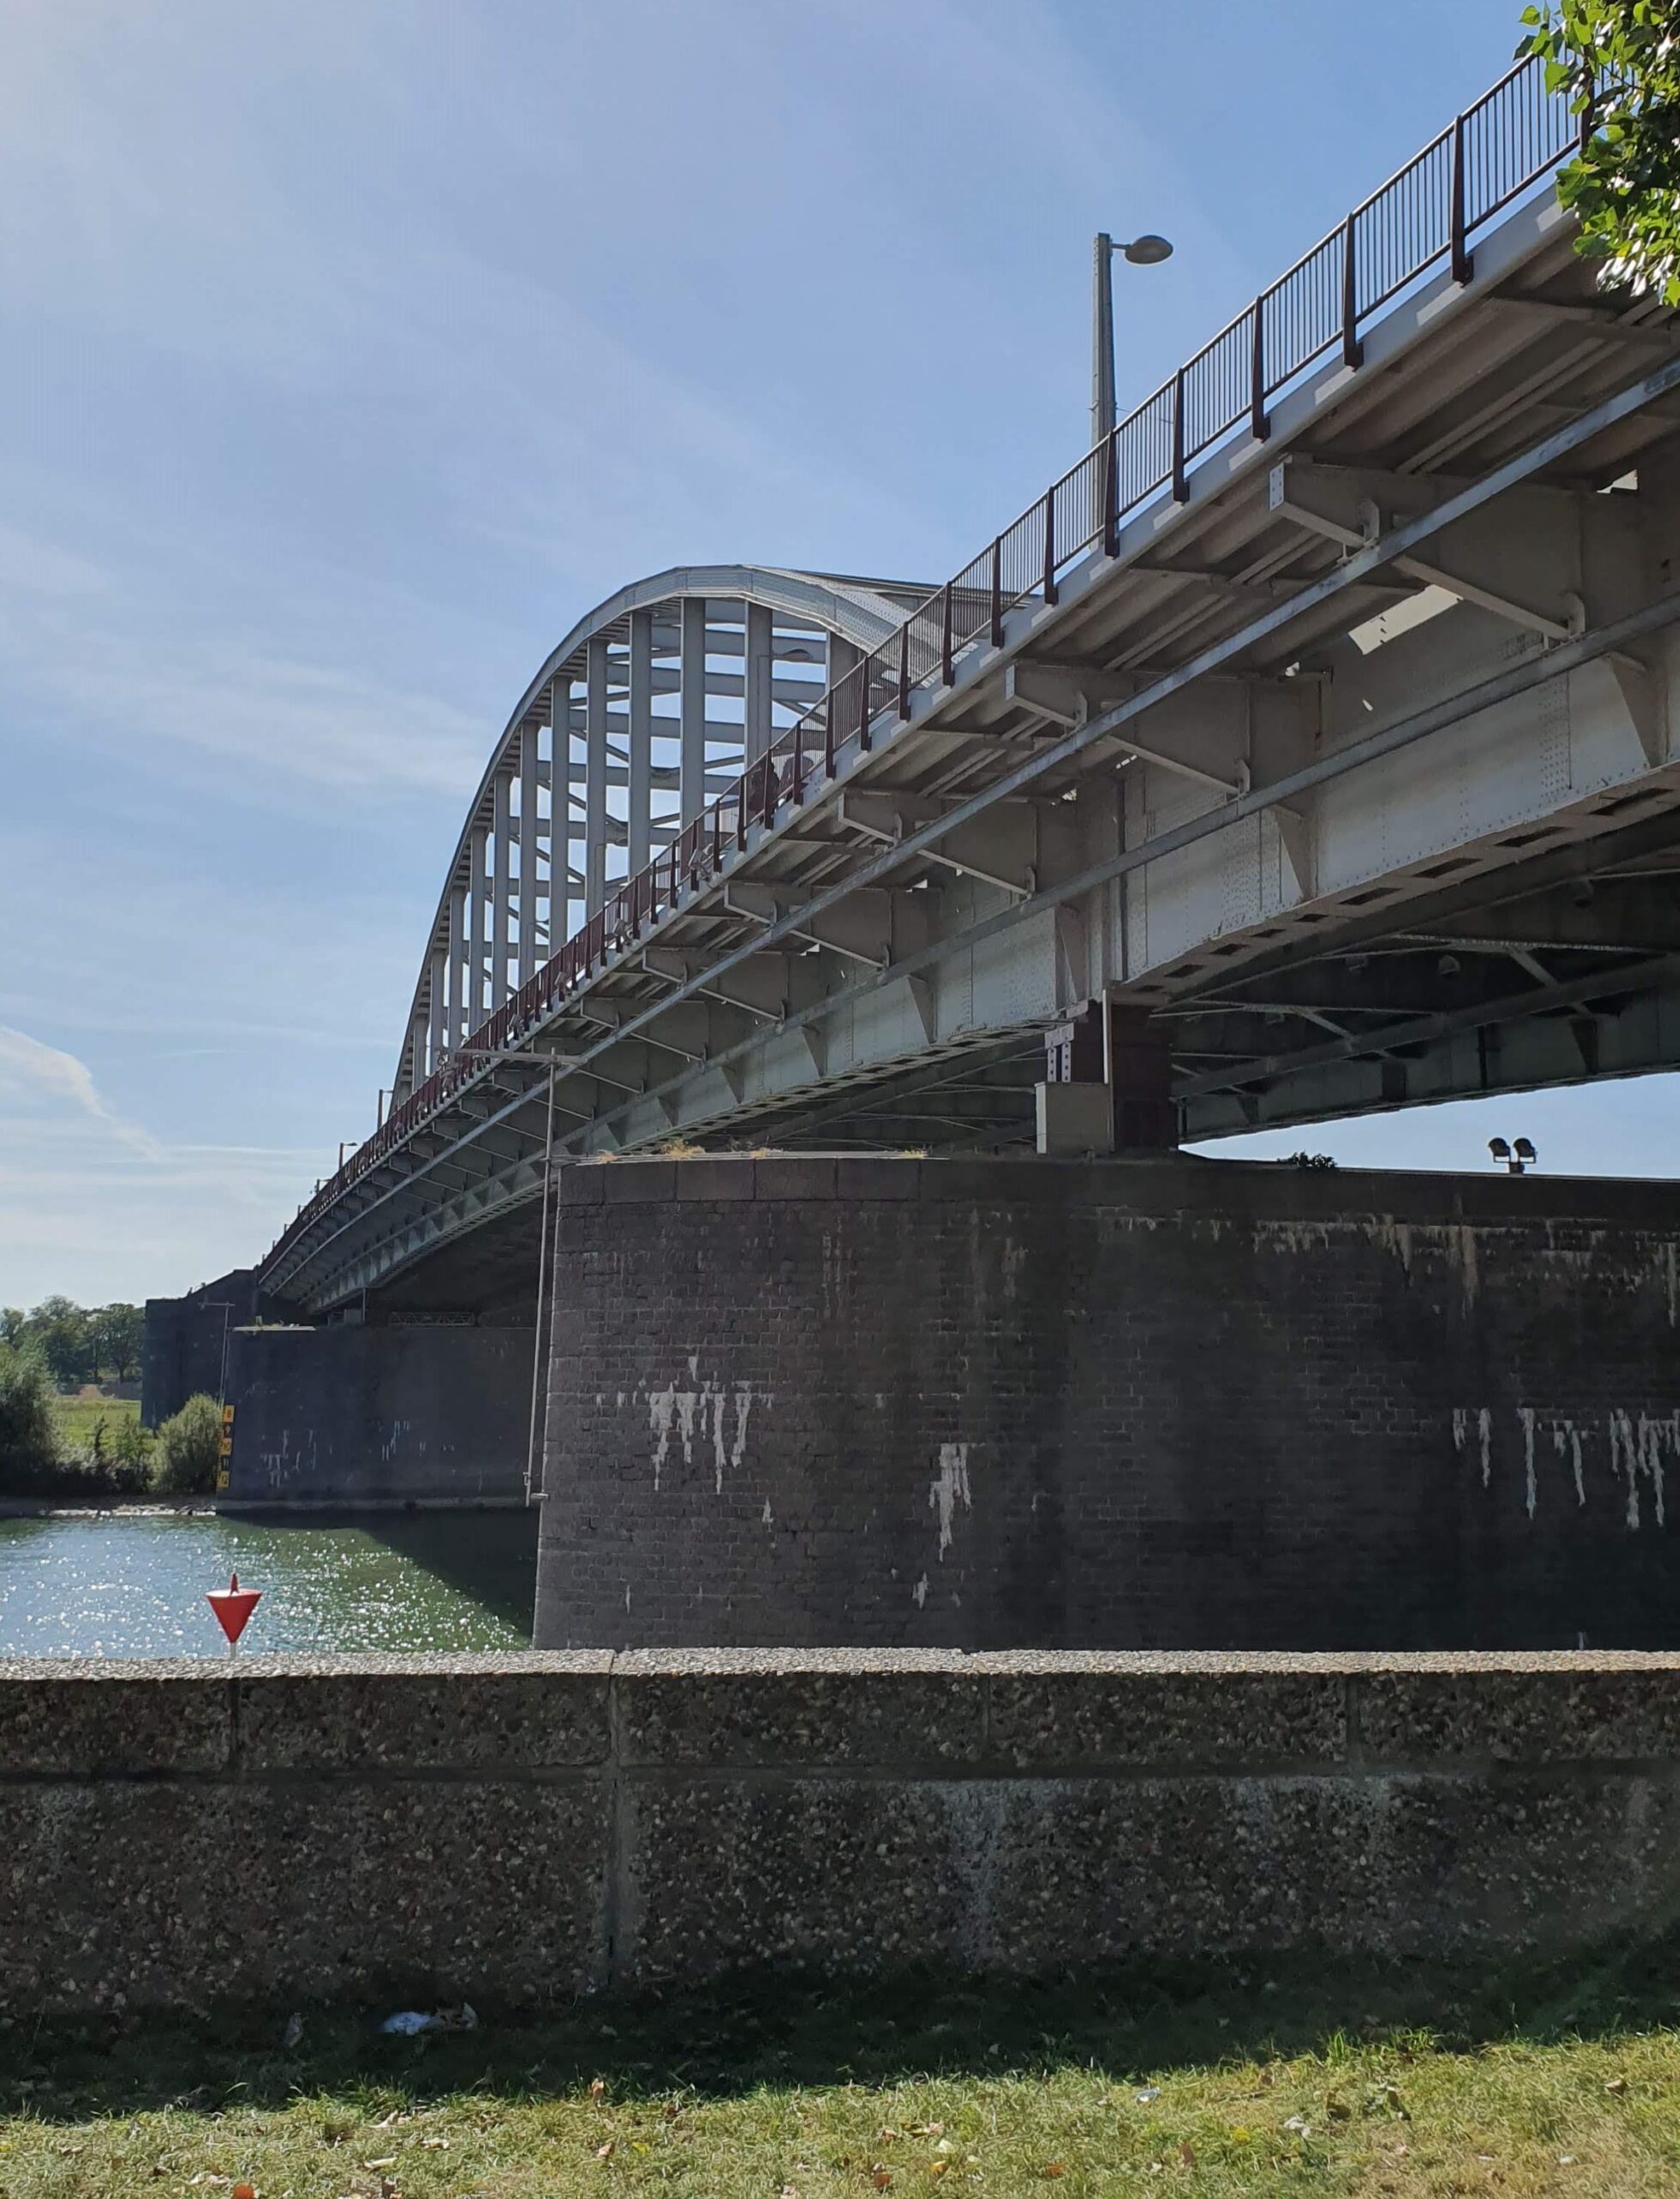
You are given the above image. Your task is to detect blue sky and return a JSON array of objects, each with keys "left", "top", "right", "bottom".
[{"left": 3, "top": 0, "right": 1663, "bottom": 1309}]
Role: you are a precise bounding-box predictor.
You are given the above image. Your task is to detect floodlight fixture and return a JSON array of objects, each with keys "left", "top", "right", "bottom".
[{"left": 1488, "top": 1135, "right": 1537, "bottom": 1175}]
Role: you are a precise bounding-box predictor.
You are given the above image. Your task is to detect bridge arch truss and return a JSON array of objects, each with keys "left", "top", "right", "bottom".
[{"left": 391, "top": 567, "right": 929, "bottom": 1107}]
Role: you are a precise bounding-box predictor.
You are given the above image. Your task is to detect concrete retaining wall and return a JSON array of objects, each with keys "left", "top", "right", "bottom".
[
  {"left": 535, "top": 1156, "right": 1680, "bottom": 1650},
  {"left": 6, "top": 1652, "right": 1680, "bottom": 2015},
  {"left": 222, "top": 1323, "right": 531, "bottom": 1507}
]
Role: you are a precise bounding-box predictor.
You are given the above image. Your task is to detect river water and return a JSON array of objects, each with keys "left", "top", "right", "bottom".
[{"left": 0, "top": 1510, "right": 538, "bottom": 1657}]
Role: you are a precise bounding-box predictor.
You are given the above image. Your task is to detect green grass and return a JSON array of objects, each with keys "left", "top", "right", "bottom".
[
  {"left": 9, "top": 1946, "right": 1680, "bottom": 2196},
  {"left": 49, "top": 1395, "right": 140, "bottom": 1451}
]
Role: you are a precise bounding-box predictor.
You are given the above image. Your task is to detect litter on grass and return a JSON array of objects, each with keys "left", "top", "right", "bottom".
[{"left": 380, "top": 2005, "right": 479, "bottom": 2036}]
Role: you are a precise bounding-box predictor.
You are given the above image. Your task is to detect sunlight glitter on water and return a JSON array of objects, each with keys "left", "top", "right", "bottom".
[{"left": 0, "top": 1510, "right": 537, "bottom": 1656}]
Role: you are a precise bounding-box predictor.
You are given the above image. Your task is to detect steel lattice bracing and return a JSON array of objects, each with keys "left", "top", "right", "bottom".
[
  {"left": 260, "top": 56, "right": 1680, "bottom": 1314},
  {"left": 388, "top": 569, "right": 926, "bottom": 1106}
]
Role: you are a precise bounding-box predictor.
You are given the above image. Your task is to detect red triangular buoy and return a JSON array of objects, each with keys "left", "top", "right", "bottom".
[{"left": 208, "top": 1571, "right": 261, "bottom": 1648}]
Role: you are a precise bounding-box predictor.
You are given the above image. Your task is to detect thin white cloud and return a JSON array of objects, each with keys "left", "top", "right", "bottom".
[
  {"left": 0, "top": 1024, "right": 159, "bottom": 1158},
  {"left": 0, "top": 1024, "right": 317, "bottom": 1303},
  {"left": 55, "top": 639, "right": 487, "bottom": 797}
]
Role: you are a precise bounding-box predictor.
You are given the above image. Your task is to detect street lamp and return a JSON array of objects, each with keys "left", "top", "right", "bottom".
[{"left": 1092, "top": 231, "right": 1174, "bottom": 453}]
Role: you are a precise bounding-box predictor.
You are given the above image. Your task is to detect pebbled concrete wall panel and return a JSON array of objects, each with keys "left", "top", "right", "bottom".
[{"left": 6, "top": 1654, "right": 1680, "bottom": 2014}]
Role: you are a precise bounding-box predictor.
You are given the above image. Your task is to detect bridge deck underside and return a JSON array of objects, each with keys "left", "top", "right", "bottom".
[{"left": 265, "top": 192, "right": 1680, "bottom": 1312}]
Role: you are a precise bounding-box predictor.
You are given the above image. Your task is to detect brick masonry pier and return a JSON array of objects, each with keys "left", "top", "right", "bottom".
[
  {"left": 8, "top": 1653, "right": 1680, "bottom": 2015},
  {"left": 534, "top": 1157, "right": 1680, "bottom": 1651}
]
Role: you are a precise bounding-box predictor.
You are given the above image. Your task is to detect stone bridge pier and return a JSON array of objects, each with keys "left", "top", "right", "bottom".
[{"left": 532, "top": 1155, "right": 1680, "bottom": 1652}]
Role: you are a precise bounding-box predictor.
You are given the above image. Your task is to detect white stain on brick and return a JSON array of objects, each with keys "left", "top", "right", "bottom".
[
  {"left": 1465, "top": 1404, "right": 1680, "bottom": 1527},
  {"left": 730, "top": 1389, "right": 755, "bottom": 1481},
  {"left": 913, "top": 1573, "right": 929, "bottom": 1608},
  {"left": 762, "top": 1499, "right": 773, "bottom": 1529},
  {"left": 645, "top": 1374, "right": 769, "bottom": 1493},
  {"left": 1257, "top": 1221, "right": 1333, "bottom": 1257},
  {"left": 1518, "top": 1407, "right": 1538, "bottom": 1520},
  {"left": 1610, "top": 1410, "right": 1639, "bottom": 1527},
  {"left": 1371, "top": 1218, "right": 1414, "bottom": 1275},
  {"left": 929, "top": 1441, "right": 971, "bottom": 1558},
  {"left": 1609, "top": 1410, "right": 1677, "bottom": 1530},
  {"left": 707, "top": 1386, "right": 728, "bottom": 1493},
  {"left": 1452, "top": 1226, "right": 1481, "bottom": 1310},
  {"left": 1551, "top": 1419, "right": 1586, "bottom": 1506}
]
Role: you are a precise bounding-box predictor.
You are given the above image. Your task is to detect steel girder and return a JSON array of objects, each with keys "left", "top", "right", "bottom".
[{"left": 262, "top": 183, "right": 1680, "bottom": 1312}]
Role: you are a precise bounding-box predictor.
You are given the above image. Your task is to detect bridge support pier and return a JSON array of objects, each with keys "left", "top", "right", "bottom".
[
  {"left": 533, "top": 1154, "right": 1680, "bottom": 1654},
  {"left": 219, "top": 1319, "right": 533, "bottom": 1508}
]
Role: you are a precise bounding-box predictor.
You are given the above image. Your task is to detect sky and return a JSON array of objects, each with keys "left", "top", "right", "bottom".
[{"left": 3, "top": 0, "right": 1663, "bottom": 1312}]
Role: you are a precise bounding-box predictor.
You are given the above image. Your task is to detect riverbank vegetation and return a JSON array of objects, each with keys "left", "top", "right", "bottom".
[
  {"left": 7, "top": 1945, "right": 1680, "bottom": 2196},
  {"left": 0, "top": 1343, "right": 216, "bottom": 1501}
]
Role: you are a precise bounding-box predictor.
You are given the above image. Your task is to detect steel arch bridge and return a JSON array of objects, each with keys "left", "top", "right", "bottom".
[
  {"left": 387, "top": 567, "right": 932, "bottom": 1108},
  {"left": 263, "top": 55, "right": 1680, "bottom": 1315}
]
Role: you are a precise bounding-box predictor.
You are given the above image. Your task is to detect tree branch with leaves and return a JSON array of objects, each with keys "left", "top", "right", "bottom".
[{"left": 1524, "top": 0, "right": 1680, "bottom": 305}]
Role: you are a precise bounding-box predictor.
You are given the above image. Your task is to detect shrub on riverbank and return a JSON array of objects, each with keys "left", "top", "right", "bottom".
[
  {"left": 152, "top": 1392, "right": 222, "bottom": 1494},
  {"left": 0, "top": 1343, "right": 58, "bottom": 1483},
  {"left": 0, "top": 1359, "right": 159, "bottom": 1499}
]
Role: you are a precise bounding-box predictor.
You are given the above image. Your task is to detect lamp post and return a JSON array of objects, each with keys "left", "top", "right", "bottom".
[{"left": 1092, "top": 232, "right": 1174, "bottom": 453}]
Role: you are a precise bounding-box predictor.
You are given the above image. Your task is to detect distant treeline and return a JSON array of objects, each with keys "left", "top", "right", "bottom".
[{"left": 0, "top": 1298, "right": 143, "bottom": 1390}]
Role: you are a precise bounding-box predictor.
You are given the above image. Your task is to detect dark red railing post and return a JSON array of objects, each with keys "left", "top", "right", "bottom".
[
  {"left": 1042, "top": 491, "right": 1057, "bottom": 607},
  {"left": 858, "top": 659, "right": 873, "bottom": 753},
  {"left": 1102, "top": 423, "right": 1120, "bottom": 555},
  {"left": 1580, "top": 67, "right": 1596, "bottom": 155},
  {"left": 1171, "top": 368, "right": 1188, "bottom": 502},
  {"left": 1342, "top": 212, "right": 1362, "bottom": 369},
  {"left": 1250, "top": 297, "right": 1269, "bottom": 442},
  {"left": 989, "top": 538, "right": 1003, "bottom": 646},
  {"left": 898, "top": 619, "right": 911, "bottom": 719},
  {"left": 823, "top": 686, "right": 835, "bottom": 777},
  {"left": 763, "top": 751, "right": 777, "bottom": 828},
  {"left": 791, "top": 725, "right": 804, "bottom": 807},
  {"left": 1450, "top": 112, "right": 1472, "bottom": 285},
  {"left": 940, "top": 582, "right": 954, "bottom": 685}
]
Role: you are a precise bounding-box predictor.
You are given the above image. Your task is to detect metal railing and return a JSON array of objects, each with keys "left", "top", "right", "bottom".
[{"left": 265, "top": 52, "right": 1584, "bottom": 1280}]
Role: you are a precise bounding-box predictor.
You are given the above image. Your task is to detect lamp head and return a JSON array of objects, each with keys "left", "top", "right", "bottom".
[
  {"left": 1513, "top": 1137, "right": 1537, "bottom": 1163},
  {"left": 1488, "top": 1137, "right": 1511, "bottom": 1160},
  {"left": 1121, "top": 233, "right": 1174, "bottom": 265}
]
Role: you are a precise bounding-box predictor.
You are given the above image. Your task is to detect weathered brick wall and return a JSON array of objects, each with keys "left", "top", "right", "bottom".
[
  {"left": 534, "top": 1157, "right": 1680, "bottom": 1650},
  {"left": 141, "top": 1269, "right": 257, "bottom": 1428},
  {"left": 5, "top": 1652, "right": 1680, "bottom": 2014},
  {"left": 223, "top": 1321, "right": 531, "bottom": 1506}
]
